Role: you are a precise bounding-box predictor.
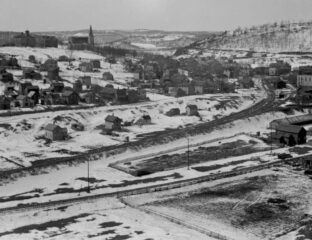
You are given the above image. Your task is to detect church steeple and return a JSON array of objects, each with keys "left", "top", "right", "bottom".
[{"left": 88, "top": 25, "right": 94, "bottom": 46}]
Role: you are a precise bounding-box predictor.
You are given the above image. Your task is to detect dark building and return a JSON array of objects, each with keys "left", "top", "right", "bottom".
[
  {"left": 105, "top": 115, "right": 122, "bottom": 131},
  {"left": 14, "top": 30, "right": 58, "bottom": 48},
  {"left": 274, "top": 124, "right": 307, "bottom": 146},
  {"left": 69, "top": 25, "right": 94, "bottom": 47}
]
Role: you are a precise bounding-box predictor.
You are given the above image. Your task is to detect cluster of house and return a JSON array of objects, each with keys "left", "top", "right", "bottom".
[
  {"left": 127, "top": 59, "right": 257, "bottom": 97},
  {"left": 79, "top": 59, "right": 101, "bottom": 72}
]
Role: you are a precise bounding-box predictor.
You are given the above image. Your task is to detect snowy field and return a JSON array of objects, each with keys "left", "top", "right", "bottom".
[
  {"left": 0, "top": 109, "right": 310, "bottom": 209},
  {"left": 0, "top": 197, "right": 210, "bottom": 240}
]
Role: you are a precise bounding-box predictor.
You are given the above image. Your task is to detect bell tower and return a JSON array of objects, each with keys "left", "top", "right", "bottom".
[{"left": 88, "top": 25, "right": 94, "bottom": 46}]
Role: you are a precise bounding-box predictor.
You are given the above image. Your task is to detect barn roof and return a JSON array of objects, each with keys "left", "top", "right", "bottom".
[{"left": 275, "top": 124, "right": 306, "bottom": 134}]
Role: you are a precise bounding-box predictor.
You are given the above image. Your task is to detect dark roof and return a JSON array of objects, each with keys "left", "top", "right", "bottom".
[
  {"left": 143, "top": 115, "right": 151, "bottom": 120},
  {"left": 62, "top": 90, "right": 76, "bottom": 97},
  {"left": 102, "top": 87, "right": 115, "bottom": 94},
  {"left": 16, "top": 95, "right": 27, "bottom": 100},
  {"left": 45, "top": 124, "right": 62, "bottom": 132},
  {"left": 105, "top": 115, "right": 122, "bottom": 123},
  {"left": 275, "top": 124, "right": 306, "bottom": 134},
  {"left": 187, "top": 104, "right": 198, "bottom": 110}
]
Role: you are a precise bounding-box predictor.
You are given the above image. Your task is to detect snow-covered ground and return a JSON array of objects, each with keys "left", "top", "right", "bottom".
[{"left": 0, "top": 197, "right": 210, "bottom": 240}]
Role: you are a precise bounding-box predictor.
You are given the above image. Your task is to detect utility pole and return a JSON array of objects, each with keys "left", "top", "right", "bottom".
[
  {"left": 87, "top": 157, "right": 90, "bottom": 193},
  {"left": 187, "top": 135, "right": 190, "bottom": 170}
]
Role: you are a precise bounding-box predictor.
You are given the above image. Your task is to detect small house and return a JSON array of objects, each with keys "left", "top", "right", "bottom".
[
  {"left": 116, "top": 88, "right": 127, "bottom": 102},
  {"left": 0, "top": 71, "right": 13, "bottom": 83},
  {"left": 0, "top": 95, "right": 11, "bottom": 110},
  {"left": 28, "top": 55, "right": 36, "bottom": 63},
  {"left": 103, "top": 72, "right": 114, "bottom": 81},
  {"left": 78, "top": 76, "right": 91, "bottom": 89},
  {"left": 166, "top": 108, "right": 180, "bottom": 116},
  {"left": 79, "top": 62, "right": 93, "bottom": 72},
  {"left": 91, "top": 59, "right": 101, "bottom": 68},
  {"left": 105, "top": 115, "right": 122, "bottom": 131},
  {"left": 79, "top": 92, "right": 95, "bottom": 104},
  {"left": 14, "top": 95, "right": 34, "bottom": 108},
  {"left": 73, "top": 80, "right": 83, "bottom": 93},
  {"left": 45, "top": 124, "right": 68, "bottom": 141},
  {"left": 274, "top": 124, "right": 307, "bottom": 146},
  {"left": 186, "top": 104, "right": 198, "bottom": 116},
  {"left": 61, "top": 91, "right": 79, "bottom": 105},
  {"left": 50, "top": 82, "right": 64, "bottom": 93},
  {"left": 23, "top": 68, "right": 42, "bottom": 80},
  {"left": 102, "top": 87, "right": 116, "bottom": 101}
]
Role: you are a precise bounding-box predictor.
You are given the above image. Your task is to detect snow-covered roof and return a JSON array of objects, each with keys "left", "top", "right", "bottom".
[{"left": 73, "top": 33, "right": 89, "bottom": 37}]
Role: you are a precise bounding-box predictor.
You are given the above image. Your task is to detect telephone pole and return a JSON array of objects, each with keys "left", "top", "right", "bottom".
[
  {"left": 87, "top": 158, "right": 90, "bottom": 193},
  {"left": 187, "top": 135, "right": 190, "bottom": 170}
]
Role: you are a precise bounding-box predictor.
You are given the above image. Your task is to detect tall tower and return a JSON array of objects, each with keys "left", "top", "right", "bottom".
[{"left": 88, "top": 25, "right": 94, "bottom": 46}]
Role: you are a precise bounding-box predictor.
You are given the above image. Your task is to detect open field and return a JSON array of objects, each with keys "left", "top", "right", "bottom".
[
  {"left": 0, "top": 197, "right": 210, "bottom": 240},
  {"left": 137, "top": 166, "right": 312, "bottom": 240}
]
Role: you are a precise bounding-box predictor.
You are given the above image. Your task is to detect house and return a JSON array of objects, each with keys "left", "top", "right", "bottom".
[
  {"left": 297, "top": 66, "right": 312, "bottom": 87},
  {"left": 116, "top": 88, "right": 127, "bottom": 102},
  {"left": 50, "top": 82, "right": 64, "bottom": 93},
  {"left": 134, "top": 115, "right": 152, "bottom": 126},
  {"left": 13, "top": 95, "right": 34, "bottom": 108},
  {"left": 44, "top": 124, "right": 68, "bottom": 141},
  {"left": 78, "top": 76, "right": 91, "bottom": 89},
  {"left": 127, "top": 89, "right": 140, "bottom": 103},
  {"left": 25, "top": 86, "right": 40, "bottom": 104},
  {"left": 91, "top": 59, "right": 101, "bottom": 68},
  {"left": 28, "top": 55, "right": 36, "bottom": 63},
  {"left": 79, "top": 92, "right": 95, "bottom": 104},
  {"left": 166, "top": 108, "right": 180, "bottom": 116},
  {"left": 73, "top": 80, "right": 83, "bottom": 93},
  {"left": 23, "top": 68, "right": 41, "bottom": 80},
  {"left": 0, "top": 71, "right": 13, "bottom": 82},
  {"left": 102, "top": 87, "right": 116, "bottom": 101},
  {"left": 273, "top": 124, "right": 307, "bottom": 146},
  {"left": 103, "top": 72, "right": 114, "bottom": 81},
  {"left": 186, "top": 105, "right": 198, "bottom": 116},
  {"left": 61, "top": 91, "right": 79, "bottom": 105},
  {"left": 0, "top": 95, "right": 11, "bottom": 110},
  {"left": 79, "top": 62, "right": 93, "bottom": 72},
  {"left": 18, "top": 82, "right": 32, "bottom": 95},
  {"left": 105, "top": 115, "right": 122, "bottom": 131},
  {"left": 41, "top": 59, "right": 58, "bottom": 71}
]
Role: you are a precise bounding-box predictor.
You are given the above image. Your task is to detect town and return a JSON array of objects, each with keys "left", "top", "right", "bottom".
[{"left": 1, "top": 1, "right": 312, "bottom": 240}]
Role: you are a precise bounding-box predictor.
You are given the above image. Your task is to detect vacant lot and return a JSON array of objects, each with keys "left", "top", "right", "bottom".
[{"left": 144, "top": 166, "right": 312, "bottom": 239}]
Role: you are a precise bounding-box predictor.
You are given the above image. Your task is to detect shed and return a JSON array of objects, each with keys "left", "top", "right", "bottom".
[
  {"left": 105, "top": 115, "right": 122, "bottom": 131},
  {"left": 45, "top": 124, "right": 68, "bottom": 141},
  {"left": 79, "top": 62, "right": 93, "bottom": 72},
  {"left": 186, "top": 104, "right": 198, "bottom": 116}
]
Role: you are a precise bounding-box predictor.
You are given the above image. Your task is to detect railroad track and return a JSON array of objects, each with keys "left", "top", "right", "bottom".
[{"left": 0, "top": 156, "right": 299, "bottom": 215}]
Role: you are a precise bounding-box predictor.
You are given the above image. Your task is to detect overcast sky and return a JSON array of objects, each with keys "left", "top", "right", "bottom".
[{"left": 1, "top": 0, "right": 312, "bottom": 32}]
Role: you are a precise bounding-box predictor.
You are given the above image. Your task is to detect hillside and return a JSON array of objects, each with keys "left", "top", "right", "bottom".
[{"left": 188, "top": 21, "right": 312, "bottom": 53}]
